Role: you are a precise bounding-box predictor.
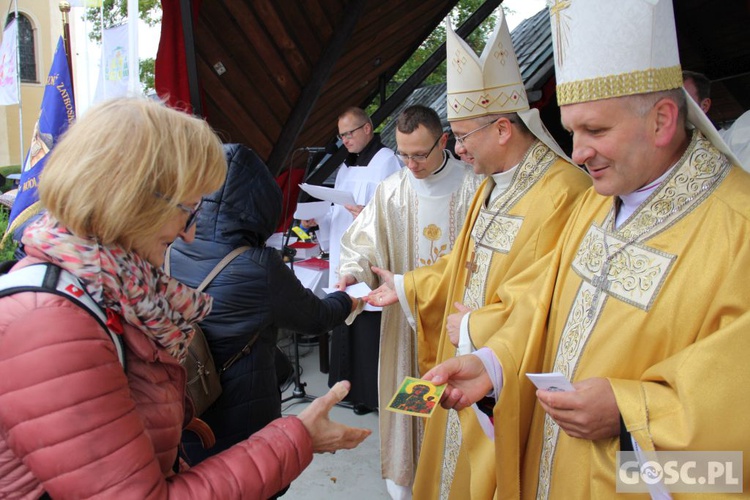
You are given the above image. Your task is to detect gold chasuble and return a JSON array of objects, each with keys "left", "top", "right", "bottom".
[
  {"left": 339, "top": 156, "right": 481, "bottom": 488},
  {"left": 486, "top": 131, "right": 750, "bottom": 499},
  {"left": 407, "top": 141, "right": 591, "bottom": 499}
]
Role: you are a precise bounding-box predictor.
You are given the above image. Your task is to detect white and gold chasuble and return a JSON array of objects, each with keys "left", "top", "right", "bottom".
[
  {"left": 338, "top": 154, "right": 481, "bottom": 488},
  {"left": 405, "top": 141, "right": 591, "bottom": 500},
  {"left": 484, "top": 131, "right": 750, "bottom": 499}
]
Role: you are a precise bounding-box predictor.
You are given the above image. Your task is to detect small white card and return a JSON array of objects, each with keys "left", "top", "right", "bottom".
[
  {"left": 526, "top": 372, "right": 575, "bottom": 392},
  {"left": 323, "top": 282, "right": 381, "bottom": 312}
]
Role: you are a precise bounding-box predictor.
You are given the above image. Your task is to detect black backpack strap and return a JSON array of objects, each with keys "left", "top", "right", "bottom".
[
  {"left": 0, "top": 260, "right": 17, "bottom": 274},
  {"left": 0, "top": 263, "right": 126, "bottom": 370}
]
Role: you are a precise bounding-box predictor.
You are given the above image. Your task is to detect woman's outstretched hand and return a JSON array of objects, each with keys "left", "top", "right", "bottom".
[{"left": 298, "top": 381, "right": 372, "bottom": 453}]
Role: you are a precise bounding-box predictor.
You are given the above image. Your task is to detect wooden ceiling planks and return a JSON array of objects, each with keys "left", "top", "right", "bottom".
[{"left": 193, "top": 0, "right": 459, "bottom": 174}]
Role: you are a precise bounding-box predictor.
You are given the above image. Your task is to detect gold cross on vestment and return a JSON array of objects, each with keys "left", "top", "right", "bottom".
[
  {"left": 549, "top": 0, "right": 572, "bottom": 67},
  {"left": 464, "top": 251, "right": 478, "bottom": 287}
]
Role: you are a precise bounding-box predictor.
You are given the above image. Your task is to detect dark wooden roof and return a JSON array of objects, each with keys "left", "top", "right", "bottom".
[{"left": 190, "top": 0, "right": 463, "bottom": 175}]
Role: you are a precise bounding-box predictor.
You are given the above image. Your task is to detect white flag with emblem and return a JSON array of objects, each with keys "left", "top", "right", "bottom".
[
  {"left": 0, "top": 19, "right": 19, "bottom": 106},
  {"left": 94, "top": 23, "right": 132, "bottom": 102}
]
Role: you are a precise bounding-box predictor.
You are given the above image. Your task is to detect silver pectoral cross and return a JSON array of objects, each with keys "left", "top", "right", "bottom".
[{"left": 587, "top": 260, "right": 610, "bottom": 321}]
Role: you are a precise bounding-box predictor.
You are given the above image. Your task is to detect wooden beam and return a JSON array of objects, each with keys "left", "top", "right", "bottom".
[
  {"left": 267, "top": 0, "right": 367, "bottom": 175},
  {"left": 180, "top": 0, "right": 202, "bottom": 116}
]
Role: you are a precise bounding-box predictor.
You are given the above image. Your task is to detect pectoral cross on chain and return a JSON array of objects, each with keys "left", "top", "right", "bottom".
[
  {"left": 464, "top": 251, "right": 478, "bottom": 287},
  {"left": 587, "top": 260, "right": 611, "bottom": 321}
]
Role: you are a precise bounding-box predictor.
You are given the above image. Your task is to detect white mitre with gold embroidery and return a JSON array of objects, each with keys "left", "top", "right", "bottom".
[
  {"left": 447, "top": 9, "right": 571, "bottom": 162},
  {"left": 446, "top": 10, "right": 527, "bottom": 120},
  {"left": 548, "top": 0, "right": 741, "bottom": 165},
  {"left": 549, "top": 0, "right": 682, "bottom": 105}
]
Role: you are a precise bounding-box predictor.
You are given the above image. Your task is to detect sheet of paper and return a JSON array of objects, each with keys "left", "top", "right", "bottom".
[
  {"left": 322, "top": 283, "right": 369, "bottom": 295},
  {"left": 299, "top": 183, "right": 356, "bottom": 206},
  {"left": 526, "top": 372, "right": 575, "bottom": 392},
  {"left": 322, "top": 282, "right": 381, "bottom": 311},
  {"left": 293, "top": 201, "right": 332, "bottom": 220}
]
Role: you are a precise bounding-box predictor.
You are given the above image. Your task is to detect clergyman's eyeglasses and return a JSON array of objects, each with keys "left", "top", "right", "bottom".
[
  {"left": 337, "top": 123, "right": 367, "bottom": 140},
  {"left": 397, "top": 135, "right": 442, "bottom": 163}
]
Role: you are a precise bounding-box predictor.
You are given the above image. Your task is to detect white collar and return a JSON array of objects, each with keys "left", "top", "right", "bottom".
[
  {"left": 489, "top": 164, "right": 519, "bottom": 203},
  {"left": 409, "top": 153, "right": 468, "bottom": 197}
]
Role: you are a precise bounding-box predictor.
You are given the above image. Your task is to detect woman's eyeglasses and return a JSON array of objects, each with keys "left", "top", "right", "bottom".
[
  {"left": 176, "top": 200, "right": 203, "bottom": 232},
  {"left": 156, "top": 193, "right": 203, "bottom": 232}
]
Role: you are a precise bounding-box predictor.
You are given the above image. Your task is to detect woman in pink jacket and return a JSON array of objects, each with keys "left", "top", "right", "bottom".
[{"left": 0, "top": 98, "right": 370, "bottom": 499}]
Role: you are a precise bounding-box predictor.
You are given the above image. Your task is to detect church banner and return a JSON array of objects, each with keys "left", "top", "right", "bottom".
[{"left": 5, "top": 37, "right": 75, "bottom": 239}]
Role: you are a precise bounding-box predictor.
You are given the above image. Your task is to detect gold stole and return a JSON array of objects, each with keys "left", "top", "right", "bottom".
[{"left": 535, "top": 131, "right": 730, "bottom": 499}]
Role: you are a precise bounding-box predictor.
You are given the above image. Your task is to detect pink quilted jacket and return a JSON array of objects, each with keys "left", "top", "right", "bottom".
[{"left": 0, "top": 278, "right": 313, "bottom": 498}]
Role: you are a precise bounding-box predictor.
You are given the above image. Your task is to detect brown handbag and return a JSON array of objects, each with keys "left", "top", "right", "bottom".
[{"left": 166, "top": 246, "right": 259, "bottom": 416}]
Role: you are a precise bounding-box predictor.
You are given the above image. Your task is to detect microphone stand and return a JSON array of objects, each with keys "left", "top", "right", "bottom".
[
  {"left": 281, "top": 148, "right": 328, "bottom": 267},
  {"left": 281, "top": 148, "right": 327, "bottom": 406}
]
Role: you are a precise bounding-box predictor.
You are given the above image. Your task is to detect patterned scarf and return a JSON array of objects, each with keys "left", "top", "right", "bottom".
[{"left": 22, "top": 213, "right": 212, "bottom": 362}]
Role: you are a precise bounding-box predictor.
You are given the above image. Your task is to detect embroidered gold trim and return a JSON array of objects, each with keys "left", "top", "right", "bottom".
[
  {"left": 448, "top": 83, "right": 529, "bottom": 119},
  {"left": 608, "top": 132, "right": 730, "bottom": 241},
  {"left": 439, "top": 410, "right": 463, "bottom": 500},
  {"left": 556, "top": 66, "right": 683, "bottom": 105}
]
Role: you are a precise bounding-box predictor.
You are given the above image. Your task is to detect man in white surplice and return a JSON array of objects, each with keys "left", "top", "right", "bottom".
[{"left": 337, "top": 105, "right": 481, "bottom": 499}]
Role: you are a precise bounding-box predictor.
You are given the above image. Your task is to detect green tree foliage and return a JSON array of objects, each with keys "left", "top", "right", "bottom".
[
  {"left": 390, "top": 0, "right": 506, "bottom": 88},
  {"left": 84, "top": 0, "right": 161, "bottom": 41},
  {"left": 0, "top": 209, "right": 18, "bottom": 261},
  {"left": 139, "top": 57, "right": 155, "bottom": 93},
  {"left": 83, "top": 0, "right": 161, "bottom": 93}
]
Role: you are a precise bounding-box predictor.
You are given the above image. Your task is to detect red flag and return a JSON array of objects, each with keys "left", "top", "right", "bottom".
[{"left": 154, "top": 0, "right": 203, "bottom": 113}]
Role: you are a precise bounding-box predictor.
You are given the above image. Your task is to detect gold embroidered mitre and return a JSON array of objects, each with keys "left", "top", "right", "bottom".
[
  {"left": 446, "top": 9, "right": 529, "bottom": 121},
  {"left": 549, "top": 0, "right": 683, "bottom": 105}
]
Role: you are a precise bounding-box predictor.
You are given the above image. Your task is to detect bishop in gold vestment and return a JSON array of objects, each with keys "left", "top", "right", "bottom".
[
  {"left": 403, "top": 140, "right": 590, "bottom": 499},
  {"left": 483, "top": 131, "right": 750, "bottom": 498},
  {"left": 424, "top": 2, "right": 750, "bottom": 497}
]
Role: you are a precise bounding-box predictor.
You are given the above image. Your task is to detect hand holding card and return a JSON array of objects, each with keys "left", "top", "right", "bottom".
[{"left": 526, "top": 372, "right": 575, "bottom": 392}]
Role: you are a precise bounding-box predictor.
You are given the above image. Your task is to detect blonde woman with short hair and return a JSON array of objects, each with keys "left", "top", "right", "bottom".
[{"left": 0, "top": 98, "right": 369, "bottom": 499}]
